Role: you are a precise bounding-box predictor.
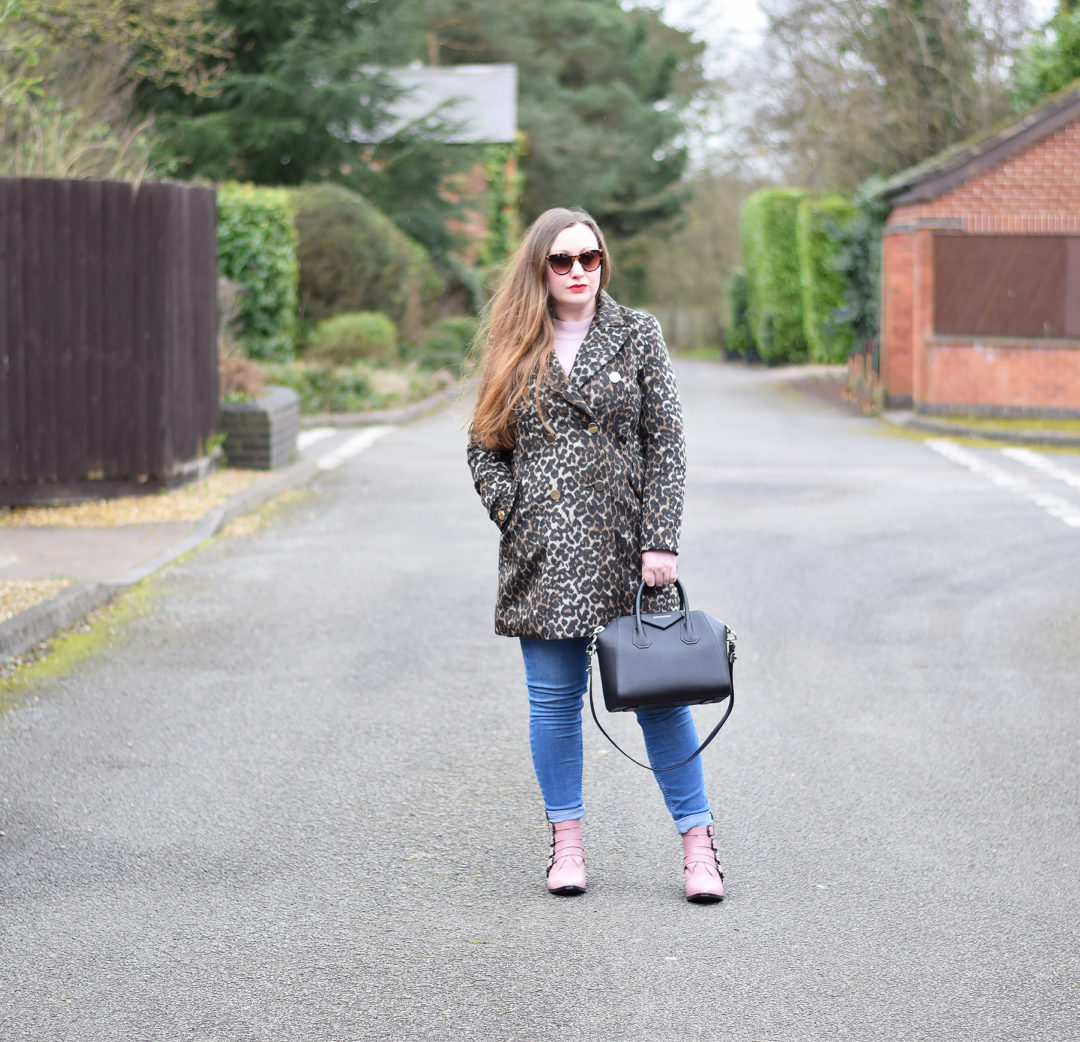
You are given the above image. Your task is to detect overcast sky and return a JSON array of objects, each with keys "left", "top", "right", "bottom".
[{"left": 655, "top": 0, "right": 1061, "bottom": 60}]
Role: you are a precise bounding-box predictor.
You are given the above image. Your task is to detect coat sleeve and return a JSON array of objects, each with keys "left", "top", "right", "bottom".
[
  {"left": 638, "top": 315, "right": 686, "bottom": 554},
  {"left": 466, "top": 434, "right": 516, "bottom": 529}
]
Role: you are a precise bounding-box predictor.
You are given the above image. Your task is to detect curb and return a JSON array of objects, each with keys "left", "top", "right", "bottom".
[
  {"left": 299, "top": 383, "right": 466, "bottom": 429},
  {"left": 880, "top": 410, "right": 1080, "bottom": 448},
  {"left": 2, "top": 385, "right": 464, "bottom": 664},
  {"left": 776, "top": 369, "right": 1080, "bottom": 449},
  {"left": 0, "top": 455, "right": 321, "bottom": 663}
]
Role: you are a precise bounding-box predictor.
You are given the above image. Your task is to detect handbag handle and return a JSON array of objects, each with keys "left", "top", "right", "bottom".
[
  {"left": 586, "top": 590, "right": 736, "bottom": 773},
  {"left": 633, "top": 579, "right": 699, "bottom": 648}
]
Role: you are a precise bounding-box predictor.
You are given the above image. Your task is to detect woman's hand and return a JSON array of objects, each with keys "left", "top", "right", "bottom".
[{"left": 641, "top": 549, "right": 678, "bottom": 587}]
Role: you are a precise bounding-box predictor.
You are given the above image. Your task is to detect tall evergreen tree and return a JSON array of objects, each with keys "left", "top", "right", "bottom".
[
  {"left": 139, "top": 0, "right": 399, "bottom": 186},
  {"left": 376, "top": 0, "right": 706, "bottom": 237}
]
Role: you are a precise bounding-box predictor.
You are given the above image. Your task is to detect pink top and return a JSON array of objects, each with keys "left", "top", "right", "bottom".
[{"left": 553, "top": 317, "right": 593, "bottom": 375}]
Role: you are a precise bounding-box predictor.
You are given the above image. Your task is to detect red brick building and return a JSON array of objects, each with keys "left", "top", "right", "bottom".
[{"left": 876, "top": 85, "right": 1080, "bottom": 416}]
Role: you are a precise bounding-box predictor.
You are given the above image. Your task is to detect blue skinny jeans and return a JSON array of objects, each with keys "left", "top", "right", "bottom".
[{"left": 519, "top": 636, "right": 713, "bottom": 834}]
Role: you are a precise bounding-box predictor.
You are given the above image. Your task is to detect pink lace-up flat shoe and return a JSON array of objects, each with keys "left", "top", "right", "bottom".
[
  {"left": 546, "top": 818, "right": 586, "bottom": 895},
  {"left": 682, "top": 825, "right": 724, "bottom": 903}
]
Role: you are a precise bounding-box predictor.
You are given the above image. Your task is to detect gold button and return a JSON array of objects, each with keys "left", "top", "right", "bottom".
[
  {"left": 496, "top": 509, "right": 507, "bottom": 521},
  {"left": 549, "top": 488, "right": 561, "bottom": 500},
  {"left": 587, "top": 424, "right": 599, "bottom": 435}
]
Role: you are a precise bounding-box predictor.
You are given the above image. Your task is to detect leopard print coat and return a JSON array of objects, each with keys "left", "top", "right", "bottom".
[{"left": 467, "top": 292, "right": 685, "bottom": 640}]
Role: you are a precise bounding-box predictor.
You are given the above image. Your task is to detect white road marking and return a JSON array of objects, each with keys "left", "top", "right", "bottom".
[
  {"left": 298, "top": 427, "right": 336, "bottom": 450},
  {"left": 315, "top": 426, "right": 395, "bottom": 471},
  {"left": 926, "top": 438, "right": 1080, "bottom": 529},
  {"left": 1001, "top": 447, "right": 1080, "bottom": 492}
]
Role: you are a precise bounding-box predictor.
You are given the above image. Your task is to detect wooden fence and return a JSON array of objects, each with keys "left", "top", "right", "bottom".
[
  {"left": 650, "top": 307, "right": 723, "bottom": 354},
  {"left": 0, "top": 177, "right": 218, "bottom": 505}
]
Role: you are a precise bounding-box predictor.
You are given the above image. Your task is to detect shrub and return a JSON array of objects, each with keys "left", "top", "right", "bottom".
[
  {"left": 306, "top": 311, "right": 399, "bottom": 366},
  {"left": 291, "top": 183, "right": 442, "bottom": 337},
  {"left": 406, "top": 316, "right": 477, "bottom": 377},
  {"left": 261, "top": 362, "right": 377, "bottom": 415},
  {"left": 438, "top": 252, "right": 486, "bottom": 317},
  {"left": 797, "top": 196, "right": 858, "bottom": 364},
  {"left": 724, "top": 269, "right": 755, "bottom": 360},
  {"left": 260, "top": 360, "right": 449, "bottom": 415},
  {"left": 740, "top": 188, "right": 809, "bottom": 364},
  {"left": 217, "top": 183, "right": 299, "bottom": 362},
  {"left": 831, "top": 177, "right": 890, "bottom": 357}
]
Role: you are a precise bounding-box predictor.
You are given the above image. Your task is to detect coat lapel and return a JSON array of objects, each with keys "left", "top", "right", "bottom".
[{"left": 556, "top": 292, "right": 627, "bottom": 413}]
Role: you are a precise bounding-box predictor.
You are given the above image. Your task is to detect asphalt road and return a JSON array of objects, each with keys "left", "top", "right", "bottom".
[{"left": 2, "top": 361, "right": 1078, "bottom": 1042}]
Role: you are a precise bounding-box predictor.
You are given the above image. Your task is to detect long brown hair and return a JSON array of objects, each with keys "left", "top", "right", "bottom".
[{"left": 469, "top": 207, "right": 610, "bottom": 451}]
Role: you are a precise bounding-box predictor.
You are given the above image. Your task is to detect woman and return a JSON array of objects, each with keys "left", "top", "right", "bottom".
[{"left": 467, "top": 207, "right": 724, "bottom": 903}]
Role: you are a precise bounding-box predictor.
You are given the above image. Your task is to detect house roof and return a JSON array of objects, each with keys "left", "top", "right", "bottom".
[
  {"left": 879, "top": 80, "right": 1080, "bottom": 206},
  {"left": 355, "top": 64, "right": 518, "bottom": 145}
]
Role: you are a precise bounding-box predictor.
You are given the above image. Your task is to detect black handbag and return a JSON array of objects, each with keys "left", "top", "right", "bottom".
[{"left": 587, "top": 579, "right": 736, "bottom": 772}]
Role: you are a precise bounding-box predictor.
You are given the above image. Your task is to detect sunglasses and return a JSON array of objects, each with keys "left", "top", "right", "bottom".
[{"left": 546, "top": 249, "right": 603, "bottom": 276}]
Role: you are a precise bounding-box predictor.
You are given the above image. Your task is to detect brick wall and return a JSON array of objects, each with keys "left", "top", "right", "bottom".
[
  {"left": 881, "top": 230, "right": 915, "bottom": 403},
  {"left": 921, "top": 338, "right": 1080, "bottom": 417},
  {"left": 889, "top": 117, "right": 1080, "bottom": 233},
  {"left": 880, "top": 112, "right": 1080, "bottom": 415}
]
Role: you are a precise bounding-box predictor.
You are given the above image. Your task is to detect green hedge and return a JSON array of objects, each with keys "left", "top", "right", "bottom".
[
  {"left": 404, "top": 315, "right": 477, "bottom": 378},
  {"left": 260, "top": 361, "right": 378, "bottom": 414},
  {"left": 831, "top": 178, "right": 890, "bottom": 357},
  {"left": 307, "top": 311, "right": 399, "bottom": 366},
  {"left": 740, "top": 188, "right": 809, "bottom": 364},
  {"left": 291, "top": 183, "right": 442, "bottom": 338},
  {"left": 724, "top": 268, "right": 755, "bottom": 359},
  {"left": 217, "top": 183, "right": 299, "bottom": 362},
  {"left": 797, "top": 196, "right": 858, "bottom": 364}
]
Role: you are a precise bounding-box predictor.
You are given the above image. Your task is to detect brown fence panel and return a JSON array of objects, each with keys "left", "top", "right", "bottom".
[
  {"left": 0, "top": 177, "right": 218, "bottom": 504},
  {"left": 934, "top": 234, "right": 1068, "bottom": 339},
  {"left": 101, "top": 179, "right": 138, "bottom": 478},
  {"left": 189, "top": 188, "right": 220, "bottom": 448},
  {"left": 0, "top": 178, "right": 18, "bottom": 484}
]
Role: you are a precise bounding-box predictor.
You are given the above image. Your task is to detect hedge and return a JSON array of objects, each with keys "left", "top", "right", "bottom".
[
  {"left": 307, "top": 311, "right": 399, "bottom": 366},
  {"left": 740, "top": 188, "right": 809, "bottom": 364},
  {"left": 797, "top": 195, "right": 858, "bottom": 364},
  {"left": 217, "top": 183, "right": 299, "bottom": 362},
  {"left": 831, "top": 178, "right": 890, "bottom": 357},
  {"left": 724, "top": 268, "right": 755, "bottom": 359},
  {"left": 290, "top": 183, "right": 442, "bottom": 339}
]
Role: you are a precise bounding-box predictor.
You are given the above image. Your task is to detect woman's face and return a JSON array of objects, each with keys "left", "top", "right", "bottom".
[{"left": 544, "top": 223, "right": 602, "bottom": 318}]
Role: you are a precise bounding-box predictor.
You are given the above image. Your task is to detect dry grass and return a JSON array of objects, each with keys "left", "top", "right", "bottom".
[
  {"left": 0, "top": 468, "right": 269, "bottom": 639},
  {"left": 0, "top": 579, "right": 74, "bottom": 625},
  {"left": 0, "top": 469, "right": 265, "bottom": 528}
]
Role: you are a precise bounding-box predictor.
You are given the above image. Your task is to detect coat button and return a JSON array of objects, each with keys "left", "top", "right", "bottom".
[
  {"left": 549, "top": 488, "right": 561, "bottom": 500},
  {"left": 593, "top": 480, "right": 606, "bottom": 492},
  {"left": 609, "top": 371, "right": 622, "bottom": 383},
  {"left": 587, "top": 423, "right": 599, "bottom": 435},
  {"left": 496, "top": 509, "right": 507, "bottom": 521}
]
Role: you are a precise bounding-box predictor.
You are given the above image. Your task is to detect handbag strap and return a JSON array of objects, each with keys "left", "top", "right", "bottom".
[{"left": 585, "top": 631, "right": 735, "bottom": 773}]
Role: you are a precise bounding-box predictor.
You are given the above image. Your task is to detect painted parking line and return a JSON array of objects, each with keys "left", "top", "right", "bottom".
[
  {"left": 315, "top": 426, "right": 395, "bottom": 471},
  {"left": 926, "top": 438, "right": 1080, "bottom": 529},
  {"left": 297, "top": 427, "right": 336, "bottom": 450}
]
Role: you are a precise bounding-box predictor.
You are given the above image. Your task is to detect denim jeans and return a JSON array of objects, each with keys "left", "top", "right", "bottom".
[{"left": 519, "top": 636, "right": 713, "bottom": 834}]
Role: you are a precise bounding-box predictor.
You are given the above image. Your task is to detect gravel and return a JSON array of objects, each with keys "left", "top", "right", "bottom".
[{"left": 0, "top": 469, "right": 265, "bottom": 626}]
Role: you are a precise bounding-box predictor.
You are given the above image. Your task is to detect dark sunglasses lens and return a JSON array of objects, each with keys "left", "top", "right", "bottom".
[{"left": 548, "top": 251, "right": 602, "bottom": 275}]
